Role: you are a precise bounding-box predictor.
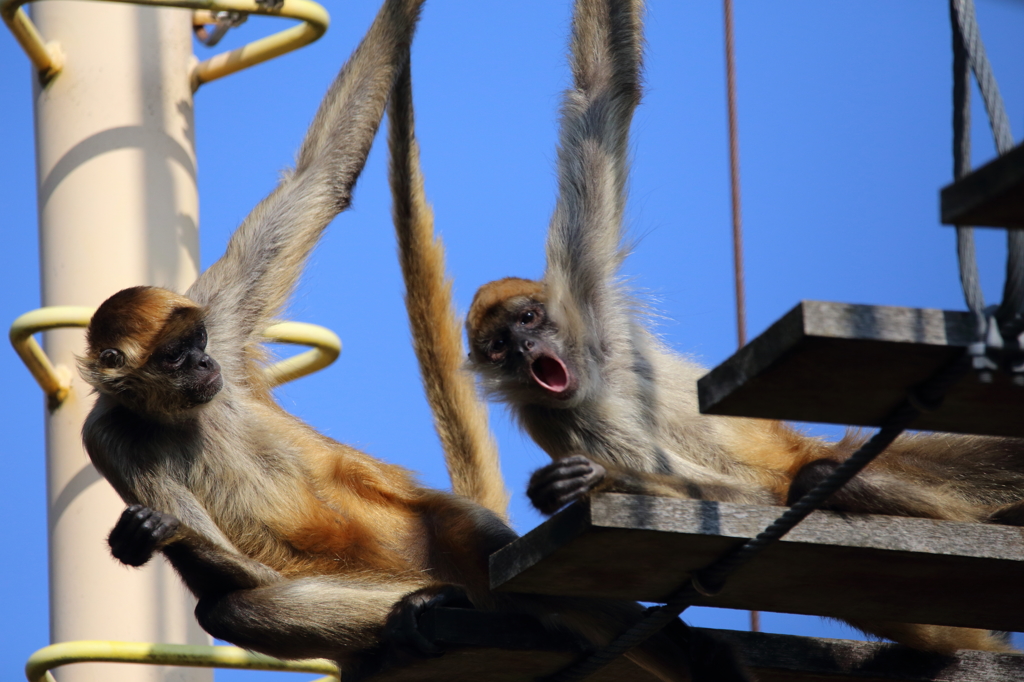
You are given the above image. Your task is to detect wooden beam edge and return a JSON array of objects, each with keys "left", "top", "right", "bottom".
[{"left": 941, "top": 142, "right": 1024, "bottom": 228}]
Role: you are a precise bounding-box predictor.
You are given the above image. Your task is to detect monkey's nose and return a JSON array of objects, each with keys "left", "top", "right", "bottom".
[
  {"left": 196, "top": 354, "right": 220, "bottom": 373},
  {"left": 524, "top": 339, "right": 535, "bottom": 351}
]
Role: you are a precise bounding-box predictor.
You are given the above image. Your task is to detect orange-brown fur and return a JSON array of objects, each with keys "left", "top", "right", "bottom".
[{"left": 389, "top": 63, "right": 509, "bottom": 519}]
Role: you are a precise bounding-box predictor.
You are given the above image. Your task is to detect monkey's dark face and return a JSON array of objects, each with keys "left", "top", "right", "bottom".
[
  {"left": 147, "top": 322, "right": 223, "bottom": 407},
  {"left": 81, "top": 286, "right": 223, "bottom": 420},
  {"left": 469, "top": 298, "right": 577, "bottom": 402}
]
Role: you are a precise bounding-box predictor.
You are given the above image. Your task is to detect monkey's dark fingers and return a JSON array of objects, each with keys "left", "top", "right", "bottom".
[
  {"left": 528, "top": 455, "right": 597, "bottom": 489},
  {"left": 109, "top": 505, "right": 180, "bottom": 567},
  {"left": 529, "top": 482, "right": 591, "bottom": 515},
  {"left": 528, "top": 456, "right": 607, "bottom": 514}
]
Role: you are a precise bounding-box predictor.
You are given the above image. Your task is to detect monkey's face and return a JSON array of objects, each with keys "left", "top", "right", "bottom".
[
  {"left": 80, "top": 286, "right": 224, "bottom": 420},
  {"left": 467, "top": 285, "right": 577, "bottom": 406},
  {"left": 146, "top": 321, "right": 223, "bottom": 408}
]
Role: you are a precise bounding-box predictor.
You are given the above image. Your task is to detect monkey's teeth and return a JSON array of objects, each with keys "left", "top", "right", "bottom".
[{"left": 531, "top": 355, "right": 570, "bottom": 394}]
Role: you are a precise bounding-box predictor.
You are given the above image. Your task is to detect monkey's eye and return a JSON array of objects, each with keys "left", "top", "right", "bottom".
[
  {"left": 99, "top": 349, "right": 125, "bottom": 369},
  {"left": 519, "top": 309, "right": 540, "bottom": 327},
  {"left": 488, "top": 337, "right": 508, "bottom": 361}
]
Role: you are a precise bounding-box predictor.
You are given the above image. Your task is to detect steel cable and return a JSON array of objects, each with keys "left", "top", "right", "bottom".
[{"left": 950, "top": 0, "right": 1022, "bottom": 331}]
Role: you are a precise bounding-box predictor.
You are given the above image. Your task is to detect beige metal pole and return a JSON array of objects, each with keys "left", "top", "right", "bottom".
[{"left": 31, "top": 2, "right": 211, "bottom": 681}]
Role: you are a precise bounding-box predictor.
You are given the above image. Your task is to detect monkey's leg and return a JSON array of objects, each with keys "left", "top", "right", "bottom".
[
  {"left": 195, "top": 576, "right": 424, "bottom": 662},
  {"left": 787, "top": 459, "right": 982, "bottom": 521},
  {"left": 988, "top": 499, "right": 1024, "bottom": 525},
  {"left": 789, "top": 462, "right": 1015, "bottom": 653},
  {"left": 843, "top": 618, "right": 1016, "bottom": 654}
]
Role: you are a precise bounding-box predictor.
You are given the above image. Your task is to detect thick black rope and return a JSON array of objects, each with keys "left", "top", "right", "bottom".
[{"left": 543, "top": 352, "right": 970, "bottom": 682}]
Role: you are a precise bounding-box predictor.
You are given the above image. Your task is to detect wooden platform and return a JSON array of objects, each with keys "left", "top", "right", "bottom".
[
  {"left": 352, "top": 608, "right": 1024, "bottom": 681},
  {"left": 941, "top": 142, "right": 1024, "bottom": 228},
  {"left": 350, "top": 607, "right": 661, "bottom": 682},
  {"left": 696, "top": 300, "right": 1024, "bottom": 437},
  {"left": 719, "top": 629, "right": 1024, "bottom": 682},
  {"left": 490, "top": 494, "right": 1024, "bottom": 632}
]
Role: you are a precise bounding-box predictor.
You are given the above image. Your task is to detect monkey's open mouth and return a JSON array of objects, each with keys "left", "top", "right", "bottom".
[{"left": 530, "top": 355, "right": 571, "bottom": 396}]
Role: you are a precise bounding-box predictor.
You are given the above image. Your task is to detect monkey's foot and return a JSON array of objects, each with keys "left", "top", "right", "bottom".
[
  {"left": 989, "top": 499, "right": 1024, "bottom": 526},
  {"left": 382, "top": 585, "right": 472, "bottom": 657},
  {"left": 109, "top": 504, "right": 180, "bottom": 567},
  {"left": 255, "top": 0, "right": 285, "bottom": 10},
  {"left": 528, "top": 455, "right": 607, "bottom": 515}
]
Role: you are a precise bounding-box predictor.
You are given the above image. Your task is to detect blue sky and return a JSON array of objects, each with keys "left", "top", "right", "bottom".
[{"left": 2, "top": 1, "right": 1024, "bottom": 680}]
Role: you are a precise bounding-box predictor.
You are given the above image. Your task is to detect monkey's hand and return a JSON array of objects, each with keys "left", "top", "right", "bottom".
[
  {"left": 528, "top": 454, "right": 607, "bottom": 515},
  {"left": 382, "top": 585, "right": 473, "bottom": 658},
  {"left": 109, "top": 504, "right": 181, "bottom": 567}
]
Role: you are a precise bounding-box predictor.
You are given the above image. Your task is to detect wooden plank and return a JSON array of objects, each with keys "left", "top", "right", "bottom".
[
  {"left": 349, "top": 607, "right": 661, "bottom": 682},
  {"left": 696, "top": 300, "right": 1024, "bottom": 437},
  {"left": 941, "top": 142, "right": 1024, "bottom": 228},
  {"left": 352, "top": 609, "right": 1024, "bottom": 681},
  {"left": 718, "top": 629, "right": 1024, "bottom": 682},
  {"left": 491, "top": 494, "right": 1024, "bottom": 632}
]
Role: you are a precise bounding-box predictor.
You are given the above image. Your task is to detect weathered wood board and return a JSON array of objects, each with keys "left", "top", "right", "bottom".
[
  {"left": 491, "top": 494, "right": 1024, "bottom": 632},
  {"left": 350, "top": 607, "right": 660, "bottom": 682},
  {"left": 719, "top": 628, "right": 1024, "bottom": 682},
  {"left": 353, "top": 608, "right": 1024, "bottom": 681},
  {"left": 697, "top": 301, "right": 1024, "bottom": 437},
  {"left": 941, "top": 142, "right": 1024, "bottom": 228}
]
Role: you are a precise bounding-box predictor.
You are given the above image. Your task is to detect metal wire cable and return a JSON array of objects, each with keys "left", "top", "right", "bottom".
[
  {"left": 950, "top": 0, "right": 1022, "bottom": 330},
  {"left": 951, "top": 0, "right": 985, "bottom": 317},
  {"left": 724, "top": 0, "right": 747, "bottom": 351}
]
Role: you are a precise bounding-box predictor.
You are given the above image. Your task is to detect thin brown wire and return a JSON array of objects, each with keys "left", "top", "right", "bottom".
[
  {"left": 722, "top": 0, "right": 756, "bottom": 633},
  {"left": 724, "top": 0, "right": 747, "bottom": 351}
]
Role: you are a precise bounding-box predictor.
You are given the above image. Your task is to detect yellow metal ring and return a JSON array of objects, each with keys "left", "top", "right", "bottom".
[
  {"left": 25, "top": 640, "right": 338, "bottom": 682},
  {"left": 0, "top": 0, "right": 329, "bottom": 87}
]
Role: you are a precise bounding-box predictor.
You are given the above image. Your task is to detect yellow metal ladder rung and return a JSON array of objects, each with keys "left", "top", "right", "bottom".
[
  {"left": 0, "top": 0, "right": 329, "bottom": 87},
  {"left": 25, "top": 640, "right": 338, "bottom": 682}
]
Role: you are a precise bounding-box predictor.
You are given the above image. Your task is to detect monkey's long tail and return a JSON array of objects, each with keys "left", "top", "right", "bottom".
[{"left": 387, "top": 55, "right": 511, "bottom": 520}]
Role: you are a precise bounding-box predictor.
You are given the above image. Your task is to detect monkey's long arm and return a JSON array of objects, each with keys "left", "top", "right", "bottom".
[
  {"left": 387, "top": 56, "right": 509, "bottom": 519},
  {"left": 188, "top": 0, "right": 426, "bottom": 362},
  {"left": 543, "top": 0, "right": 644, "bottom": 351}
]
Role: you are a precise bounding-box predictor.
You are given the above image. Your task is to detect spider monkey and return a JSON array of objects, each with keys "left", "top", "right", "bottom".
[
  {"left": 79, "top": 1, "right": 726, "bottom": 678},
  {"left": 384, "top": 18, "right": 750, "bottom": 682},
  {"left": 463, "top": 0, "right": 1024, "bottom": 656}
]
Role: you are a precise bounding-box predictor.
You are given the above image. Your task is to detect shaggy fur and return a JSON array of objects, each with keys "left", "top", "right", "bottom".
[{"left": 465, "top": 0, "right": 1024, "bottom": 656}]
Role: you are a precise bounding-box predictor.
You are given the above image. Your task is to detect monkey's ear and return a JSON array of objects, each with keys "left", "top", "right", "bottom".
[{"left": 99, "top": 348, "right": 126, "bottom": 369}]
